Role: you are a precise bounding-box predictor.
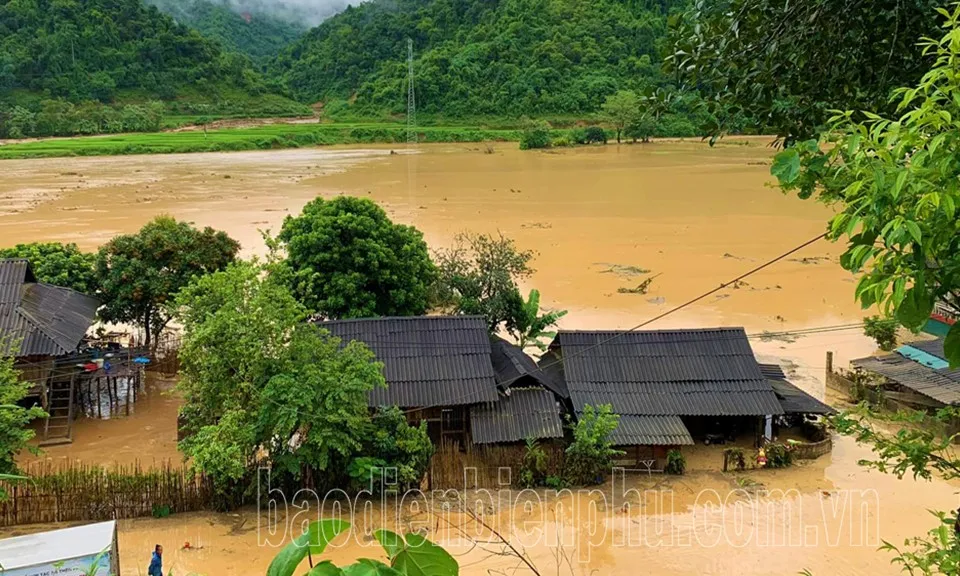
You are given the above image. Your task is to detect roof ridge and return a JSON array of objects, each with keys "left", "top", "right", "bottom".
[{"left": 319, "top": 314, "right": 487, "bottom": 325}]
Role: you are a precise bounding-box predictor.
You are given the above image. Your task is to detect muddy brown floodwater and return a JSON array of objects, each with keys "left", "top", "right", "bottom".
[{"left": 0, "top": 139, "right": 948, "bottom": 575}]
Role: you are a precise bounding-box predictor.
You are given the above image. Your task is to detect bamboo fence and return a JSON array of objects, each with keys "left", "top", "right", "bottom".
[
  {"left": 429, "top": 440, "right": 565, "bottom": 489},
  {"left": 0, "top": 462, "right": 213, "bottom": 526}
]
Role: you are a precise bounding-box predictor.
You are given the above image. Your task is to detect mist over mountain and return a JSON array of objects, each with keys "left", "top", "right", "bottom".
[{"left": 152, "top": 0, "right": 363, "bottom": 25}]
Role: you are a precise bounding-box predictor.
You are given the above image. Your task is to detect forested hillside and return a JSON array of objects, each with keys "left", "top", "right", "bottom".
[
  {"left": 274, "top": 0, "right": 691, "bottom": 118},
  {"left": 147, "top": 0, "right": 307, "bottom": 60},
  {"left": 0, "top": 0, "right": 309, "bottom": 139}
]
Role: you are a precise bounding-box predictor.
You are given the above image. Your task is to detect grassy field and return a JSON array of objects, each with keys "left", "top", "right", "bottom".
[{"left": 0, "top": 122, "right": 527, "bottom": 159}]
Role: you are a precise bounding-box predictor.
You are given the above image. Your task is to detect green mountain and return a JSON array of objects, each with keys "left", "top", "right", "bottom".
[
  {"left": 147, "top": 0, "right": 307, "bottom": 61},
  {"left": 274, "top": 0, "right": 687, "bottom": 117},
  {"left": 0, "top": 0, "right": 267, "bottom": 103},
  {"left": 0, "top": 0, "right": 310, "bottom": 138}
]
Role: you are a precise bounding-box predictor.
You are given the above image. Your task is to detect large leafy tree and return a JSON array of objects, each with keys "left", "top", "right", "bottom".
[
  {"left": 669, "top": 0, "right": 944, "bottom": 142},
  {"left": 175, "top": 261, "right": 385, "bottom": 496},
  {"left": 433, "top": 232, "right": 534, "bottom": 332},
  {"left": 601, "top": 90, "right": 641, "bottom": 143},
  {"left": 0, "top": 242, "right": 97, "bottom": 295},
  {"left": 278, "top": 196, "right": 436, "bottom": 319},
  {"left": 771, "top": 6, "right": 960, "bottom": 366},
  {"left": 766, "top": 7, "right": 960, "bottom": 574},
  {"left": 95, "top": 216, "right": 239, "bottom": 348}
]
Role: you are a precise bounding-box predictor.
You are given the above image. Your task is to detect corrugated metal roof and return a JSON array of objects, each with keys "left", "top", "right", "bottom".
[
  {"left": 769, "top": 379, "right": 835, "bottom": 415},
  {"left": 610, "top": 415, "right": 694, "bottom": 446},
  {"left": 908, "top": 338, "right": 947, "bottom": 360},
  {"left": 0, "top": 260, "right": 98, "bottom": 357},
  {"left": 319, "top": 316, "right": 499, "bottom": 407},
  {"left": 553, "top": 328, "right": 782, "bottom": 417},
  {"left": 853, "top": 353, "right": 960, "bottom": 406},
  {"left": 471, "top": 388, "right": 564, "bottom": 444},
  {"left": 758, "top": 363, "right": 787, "bottom": 380},
  {"left": 490, "top": 336, "right": 567, "bottom": 397}
]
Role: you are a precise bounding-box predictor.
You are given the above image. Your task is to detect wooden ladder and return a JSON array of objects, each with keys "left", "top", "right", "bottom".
[{"left": 41, "top": 375, "right": 75, "bottom": 446}]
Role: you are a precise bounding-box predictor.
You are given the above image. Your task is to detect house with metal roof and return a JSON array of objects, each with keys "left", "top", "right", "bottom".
[
  {"left": 318, "top": 316, "right": 563, "bottom": 447},
  {"left": 1, "top": 258, "right": 99, "bottom": 444},
  {"left": 851, "top": 337, "right": 960, "bottom": 408},
  {"left": 541, "top": 327, "right": 829, "bottom": 468}
]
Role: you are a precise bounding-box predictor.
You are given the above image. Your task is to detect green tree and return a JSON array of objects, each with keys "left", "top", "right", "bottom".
[
  {"left": 0, "top": 353, "right": 45, "bottom": 479},
  {"left": 278, "top": 196, "right": 436, "bottom": 319},
  {"left": 564, "top": 404, "right": 622, "bottom": 485},
  {"left": 770, "top": 5, "right": 960, "bottom": 366},
  {"left": 350, "top": 406, "right": 433, "bottom": 491},
  {"left": 95, "top": 216, "right": 239, "bottom": 348},
  {"left": 433, "top": 232, "right": 534, "bottom": 332},
  {"left": 175, "top": 261, "right": 384, "bottom": 497},
  {"left": 669, "top": 0, "right": 944, "bottom": 142},
  {"left": 0, "top": 242, "right": 97, "bottom": 295},
  {"left": 509, "top": 289, "right": 567, "bottom": 352},
  {"left": 601, "top": 90, "right": 640, "bottom": 143},
  {"left": 863, "top": 316, "right": 899, "bottom": 352}
]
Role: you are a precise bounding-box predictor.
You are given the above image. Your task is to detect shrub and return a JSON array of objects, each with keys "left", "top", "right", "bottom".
[
  {"left": 564, "top": 404, "right": 623, "bottom": 485},
  {"left": 765, "top": 443, "right": 793, "bottom": 468},
  {"left": 552, "top": 135, "right": 573, "bottom": 147},
  {"left": 723, "top": 447, "right": 746, "bottom": 471},
  {"left": 571, "top": 127, "right": 589, "bottom": 144},
  {"left": 863, "top": 315, "right": 898, "bottom": 351},
  {"left": 519, "top": 438, "right": 548, "bottom": 488},
  {"left": 519, "top": 120, "right": 552, "bottom": 150},
  {"left": 583, "top": 126, "right": 608, "bottom": 144},
  {"left": 665, "top": 449, "right": 686, "bottom": 475}
]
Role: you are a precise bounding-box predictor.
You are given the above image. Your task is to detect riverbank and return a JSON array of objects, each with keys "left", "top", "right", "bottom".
[{"left": 0, "top": 122, "right": 528, "bottom": 160}]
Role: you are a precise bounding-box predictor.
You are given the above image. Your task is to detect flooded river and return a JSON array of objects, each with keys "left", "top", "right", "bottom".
[{"left": 0, "top": 139, "right": 940, "bottom": 574}]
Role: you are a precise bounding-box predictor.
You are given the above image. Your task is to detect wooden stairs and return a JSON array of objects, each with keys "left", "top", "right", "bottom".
[{"left": 41, "top": 377, "right": 75, "bottom": 446}]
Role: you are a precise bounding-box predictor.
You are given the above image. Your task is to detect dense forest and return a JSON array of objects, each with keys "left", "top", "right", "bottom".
[
  {"left": 0, "top": 0, "right": 308, "bottom": 139},
  {"left": 146, "top": 0, "right": 307, "bottom": 60},
  {"left": 274, "top": 0, "right": 701, "bottom": 119}
]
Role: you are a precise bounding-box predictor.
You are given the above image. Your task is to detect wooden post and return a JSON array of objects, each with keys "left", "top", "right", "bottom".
[
  {"left": 96, "top": 378, "right": 102, "bottom": 419},
  {"left": 826, "top": 351, "right": 834, "bottom": 380},
  {"left": 66, "top": 373, "right": 76, "bottom": 439},
  {"left": 125, "top": 376, "right": 131, "bottom": 416}
]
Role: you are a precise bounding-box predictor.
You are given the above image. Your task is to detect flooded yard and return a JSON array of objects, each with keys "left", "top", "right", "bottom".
[{"left": 0, "top": 139, "right": 942, "bottom": 575}]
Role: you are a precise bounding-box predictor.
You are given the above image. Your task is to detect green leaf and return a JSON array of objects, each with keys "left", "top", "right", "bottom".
[
  {"left": 895, "top": 286, "right": 935, "bottom": 331},
  {"left": 770, "top": 148, "right": 801, "bottom": 184},
  {"left": 892, "top": 171, "right": 908, "bottom": 199},
  {"left": 904, "top": 221, "right": 922, "bottom": 244},
  {"left": 373, "top": 530, "right": 405, "bottom": 560},
  {"left": 944, "top": 323, "right": 960, "bottom": 368},
  {"left": 342, "top": 559, "right": 404, "bottom": 576},
  {"left": 307, "top": 561, "right": 345, "bottom": 576},
  {"left": 268, "top": 520, "right": 351, "bottom": 576},
  {"left": 374, "top": 532, "right": 458, "bottom": 576}
]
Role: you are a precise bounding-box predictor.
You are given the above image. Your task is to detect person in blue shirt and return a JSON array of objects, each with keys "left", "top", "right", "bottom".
[{"left": 148, "top": 544, "right": 163, "bottom": 576}]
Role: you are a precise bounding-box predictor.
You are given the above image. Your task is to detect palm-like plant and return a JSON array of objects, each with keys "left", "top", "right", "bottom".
[{"left": 509, "top": 289, "right": 567, "bottom": 352}]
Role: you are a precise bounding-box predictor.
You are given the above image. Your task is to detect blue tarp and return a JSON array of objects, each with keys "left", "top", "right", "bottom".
[{"left": 897, "top": 345, "right": 949, "bottom": 369}]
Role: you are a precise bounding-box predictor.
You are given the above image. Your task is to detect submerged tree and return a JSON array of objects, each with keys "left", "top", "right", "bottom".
[
  {"left": 278, "top": 196, "right": 436, "bottom": 319},
  {"left": 95, "top": 216, "right": 239, "bottom": 348},
  {"left": 0, "top": 242, "right": 97, "bottom": 295},
  {"left": 433, "top": 232, "right": 534, "bottom": 332},
  {"left": 175, "top": 261, "right": 384, "bottom": 498},
  {"left": 601, "top": 90, "right": 640, "bottom": 144}
]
